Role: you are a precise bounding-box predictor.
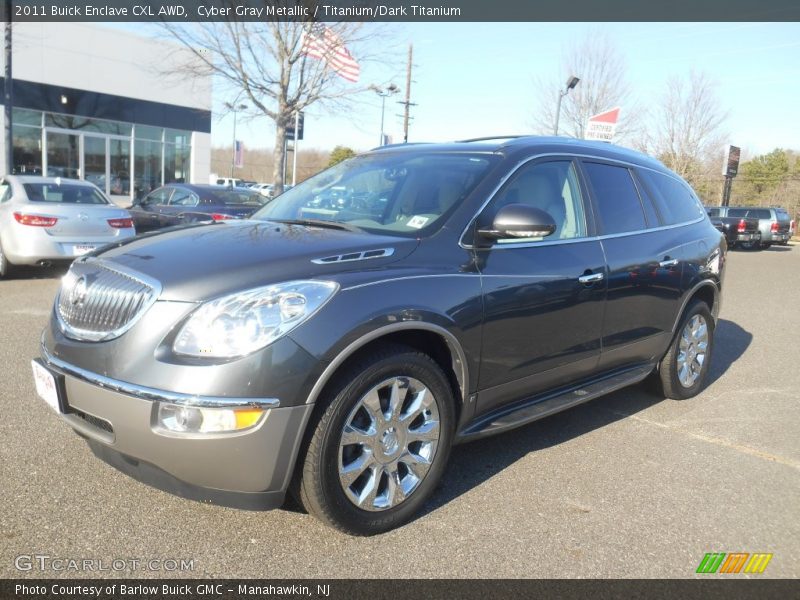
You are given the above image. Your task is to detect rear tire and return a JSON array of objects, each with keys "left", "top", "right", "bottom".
[
  {"left": 294, "top": 344, "right": 455, "bottom": 536},
  {"left": 654, "top": 301, "right": 715, "bottom": 400},
  {"left": 0, "top": 239, "right": 14, "bottom": 279}
]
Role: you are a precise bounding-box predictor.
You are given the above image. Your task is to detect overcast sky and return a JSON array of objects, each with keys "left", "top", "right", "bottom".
[{"left": 141, "top": 22, "right": 800, "bottom": 158}]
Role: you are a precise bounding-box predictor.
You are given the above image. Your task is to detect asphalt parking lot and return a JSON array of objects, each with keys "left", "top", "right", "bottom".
[{"left": 1, "top": 246, "right": 798, "bottom": 579}]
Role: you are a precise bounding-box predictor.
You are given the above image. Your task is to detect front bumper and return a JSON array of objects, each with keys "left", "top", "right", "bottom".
[{"left": 39, "top": 349, "right": 313, "bottom": 509}]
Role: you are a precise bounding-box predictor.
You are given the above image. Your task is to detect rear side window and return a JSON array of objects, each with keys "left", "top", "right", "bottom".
[
  {"left": 706, "top": 208, "right": 721, "bottom": 217},
  {"left": 23, "top": 183, "right": 109, "bottom": 205},
  {"left": 582, "top": 162, "right": 646, "bottom": 234},
  {"left": 637, "top": 170, "right": 704, "bottom": 225},
  {"left": 776, "top": 209, "right": 790, "bottom": 221}
]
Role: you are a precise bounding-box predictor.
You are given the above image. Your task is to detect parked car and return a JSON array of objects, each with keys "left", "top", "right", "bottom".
[
  {"left": 33, "top": 137, "right": 725, "bottom": 535},
  {"left": 705, "top": 207, "right": 761, "bottom": 249},
  {"left": 250, "top": 183, "right": 274, "bottom": 198},
  {"left": 0, "top": 176, "right": 134, "bottom": 278},
  {"left": 707, "top": 206, "right": 791, "bottom": 248},
  {"left": 127, "top": 184, "right": 267, "bottom": 234}
]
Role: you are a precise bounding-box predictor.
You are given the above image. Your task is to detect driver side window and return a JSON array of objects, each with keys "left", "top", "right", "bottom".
[
  {"left": 487, "top": 160, "right": 587, "bottom": 243},
  {"left": 144, "top": 188, "right": 172, "bottom": 206}
]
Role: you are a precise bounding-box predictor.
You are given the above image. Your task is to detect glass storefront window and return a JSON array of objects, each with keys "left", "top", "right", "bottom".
[
  {"left": 13, "top": 108, "right": 43, "bottom": 127},
  {"left": 109, "top": 138, "right": 131, "bottom": 196},
  {"left": 164, "top": 143, "right": 191, "bottom": 184},
  {"left": 45, "top": 113, "right": 133, "bottom": 136},
  {"left": 135, "top": 125, "right": 163, "bottom": 141},
  {"left": 165, "top": 129, "right": 191, "bottom": 145},
  {"left": 46, "top": 131, "right": 80, "bottom": 178},
  {"left": 134, "top": 139, "right": 162, "bottom": 200},
  {"left": 12, "top": 125, "right": 43, "bottom": 175}
]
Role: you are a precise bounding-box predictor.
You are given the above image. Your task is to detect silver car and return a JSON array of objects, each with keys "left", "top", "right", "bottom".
[{"left": 0, "top": 176, "right": 135, "bottom": 277}]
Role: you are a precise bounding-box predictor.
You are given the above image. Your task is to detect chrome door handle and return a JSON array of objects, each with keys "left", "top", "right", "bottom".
[
  {"left": 578, "top": 272, "right": 604, "bottom": 284},
  {"left": 659, "top": 259, "right": 679, "bottom": 268}
]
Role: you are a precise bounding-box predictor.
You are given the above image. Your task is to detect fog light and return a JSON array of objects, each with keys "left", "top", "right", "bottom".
[{"left": 157, "top": 403, "right": 265, "bottom": 433}]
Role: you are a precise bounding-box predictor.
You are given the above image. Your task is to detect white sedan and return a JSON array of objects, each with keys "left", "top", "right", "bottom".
[{"left": 0, "top": 176, "right": 135, "bottom": 278}]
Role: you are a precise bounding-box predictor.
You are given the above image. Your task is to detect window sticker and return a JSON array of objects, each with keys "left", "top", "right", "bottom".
[{"left": 407, "top": 215, "right": 429, "bottom": 229}]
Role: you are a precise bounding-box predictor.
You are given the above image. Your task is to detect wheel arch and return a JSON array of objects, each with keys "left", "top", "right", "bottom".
[
  {"left": 304, "top": 323, "right": 469, "bottom": 414},
  {"left": 672, "top": 279, "right": 720, "bottom": 334}
]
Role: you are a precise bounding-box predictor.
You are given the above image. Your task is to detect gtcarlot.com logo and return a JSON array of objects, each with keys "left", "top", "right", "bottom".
[
  {"left": 696, "top": 552, "right": 773, "bottom": 574},
  {"left": 14, "top": 554, "right": 195, "bottom": 572}
]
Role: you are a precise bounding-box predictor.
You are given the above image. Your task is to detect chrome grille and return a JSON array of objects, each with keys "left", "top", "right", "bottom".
[{"left": 56, "top": 259, "right": 161, "bottom": 341}]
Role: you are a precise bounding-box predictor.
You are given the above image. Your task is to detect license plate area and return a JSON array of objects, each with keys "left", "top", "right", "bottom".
[
  {"left": 31, "top": 359, "right": 68, "bottom": 414},
  {"left": 72, "top": 244, "right": 96, "bottom": 256}
]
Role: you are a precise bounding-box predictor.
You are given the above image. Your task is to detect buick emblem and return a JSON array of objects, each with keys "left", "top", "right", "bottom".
[{"left": 70, "top": 276, "right": 89, "bottom": 307}]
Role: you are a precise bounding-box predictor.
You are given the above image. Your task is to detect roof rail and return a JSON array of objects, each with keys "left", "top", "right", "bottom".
[
  {"left": 455, "top": 135, "right": 530, "bottom": 143},
  {"left": 370, "top": 142, "right": 432, "bottom": 151}
]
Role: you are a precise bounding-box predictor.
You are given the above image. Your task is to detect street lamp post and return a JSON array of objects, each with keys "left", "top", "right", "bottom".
[
  {"left": 553, "top": 75, "right": 580, "bottom": 136},
  {"left": 224, "top": 101, "right": 247, "bottom": 179},
  {"left": 370, "top": 84, "right": 399, "bottom": 146}
]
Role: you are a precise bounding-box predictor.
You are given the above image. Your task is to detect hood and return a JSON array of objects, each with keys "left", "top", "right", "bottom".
[{"left": 93, "top": 220, "right": 419, "bottom": 301}]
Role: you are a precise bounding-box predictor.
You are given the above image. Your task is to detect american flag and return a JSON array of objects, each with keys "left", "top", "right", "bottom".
[
  {"left": 234, "top": 140, "right": 244, "bottom": 168},
  {"left": 300, "top": 24, "right": 360, "bottom": 83}
]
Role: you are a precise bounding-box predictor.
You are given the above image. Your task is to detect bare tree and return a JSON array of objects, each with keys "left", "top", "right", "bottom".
[
  {"left": 160, "top": 18, "right": 394, "bottom": 193},
  {"left": 641, "top": 70, "right": 728, "bottom": 188},
  {"left": 531, "top": 32, "right": 639, "bottom": 142}
]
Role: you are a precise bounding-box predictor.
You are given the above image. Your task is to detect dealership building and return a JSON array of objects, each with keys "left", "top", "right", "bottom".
[{"left": 0, "top": 23, "right": 211, "bottom": 204}]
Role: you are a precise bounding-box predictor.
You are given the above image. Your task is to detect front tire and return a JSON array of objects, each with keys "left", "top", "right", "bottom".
[
  {"left": 655, "top": 301, "right": 714, "bottom": 400},
  {"left": 295, "top": 345, "right": 455, "bottom": 535}
]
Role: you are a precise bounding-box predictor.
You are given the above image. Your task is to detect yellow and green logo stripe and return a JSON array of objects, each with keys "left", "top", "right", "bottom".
[{"left": 696, "top": 552, "right": 773, "bottom": 574}]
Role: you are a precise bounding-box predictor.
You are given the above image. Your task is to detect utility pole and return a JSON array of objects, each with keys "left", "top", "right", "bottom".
[
  {"left": 398, "top": 44, "right": 417, "bottom": 144},
  {"left": 4, "top": 0, "right": 13, "bottom": 174}
]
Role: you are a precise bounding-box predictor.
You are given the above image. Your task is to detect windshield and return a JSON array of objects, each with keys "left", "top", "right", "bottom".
[
  {"left": 252, "top": 152, "right": 496, "bottom": 236},
  {"left": 23, "top": 183, "right": 110, "bottom": 205}
]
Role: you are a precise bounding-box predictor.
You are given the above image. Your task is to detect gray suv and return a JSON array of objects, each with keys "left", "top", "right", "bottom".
[
  {"left": 32, "top": 137, "right": 725, "bottom": 535},
  {"left": 707, "top": 206, "right": 791, "bottom": 248}
]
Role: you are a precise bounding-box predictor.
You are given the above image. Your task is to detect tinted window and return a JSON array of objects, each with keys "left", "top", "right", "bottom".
[
  {"left": 637, "top": 170, "right": 704, "bottom": 225},
  {"left": 23, "top": 183, "right": 110, "bottom": 205},
  {"left": 170, "top": 189, "right": 199, "bottom": 207},
  {"left": 776, "top": 209, "right": 790, "bottom": 222},
  {"left": 728, "top": 208, "right": 769, "bottom": 219},
  {"left": 582, "top": 162, "right": 646, "bottom": 234},
  {"left": 706, "top": 208, "right": 721, "bottom": 217},
  {"left": 485, "top": 160, "right": 587, "bottom": 242},
  {"left": 144, "top": 188, "right": 173, "bottom": 205}
]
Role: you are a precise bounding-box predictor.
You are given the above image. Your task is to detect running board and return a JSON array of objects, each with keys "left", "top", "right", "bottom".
[{"left": 458, "top": 363, "right": 655, "bottom": 442}]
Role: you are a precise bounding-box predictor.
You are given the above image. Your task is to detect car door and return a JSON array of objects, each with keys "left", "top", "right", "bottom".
[
  {"left": 580, "top": 160, "right": 686, "bottom": 371},
  {"left": 129, "top": 187, "right": 173, "bottom": 233},
  {"left": 162, "top": 188, "right": 199, "bottom": 226},
  {"left": 472, "top": 158, "right": 607, "bottom": 418}
]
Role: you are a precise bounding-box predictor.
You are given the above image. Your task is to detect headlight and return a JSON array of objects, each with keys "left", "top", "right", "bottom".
[{"left": 173, "top": 280, "right": 338, "bottom": 358}]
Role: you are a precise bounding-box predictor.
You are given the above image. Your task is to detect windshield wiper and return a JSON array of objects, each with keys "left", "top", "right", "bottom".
[{"left": 267, "top": 218, "right": 363, "bottom": 232}]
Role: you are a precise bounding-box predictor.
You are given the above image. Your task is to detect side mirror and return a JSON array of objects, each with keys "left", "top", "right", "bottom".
[{"left": 477, "top": 204, "right": 556, "bottom": 240}]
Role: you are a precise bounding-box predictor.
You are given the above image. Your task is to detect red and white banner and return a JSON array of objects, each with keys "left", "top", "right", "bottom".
[{"left": 585, "top": 107, "right": 621, "bottom": 142}]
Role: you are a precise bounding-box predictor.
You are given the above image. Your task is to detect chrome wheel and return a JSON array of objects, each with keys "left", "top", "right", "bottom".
[
  {"left": 677, "top": 314, "right": 708, "bottom": 387},
  {"left": 338, "top": 376, "right": 440, "bottom": 512}
]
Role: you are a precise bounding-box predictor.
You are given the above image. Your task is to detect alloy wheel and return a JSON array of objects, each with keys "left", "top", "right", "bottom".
[
  {"left": 338, "top": 376, "right": 440, "bottom": 511},
  {"left": 677, "top": 314, "right": 709, "bottom": 387}
]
